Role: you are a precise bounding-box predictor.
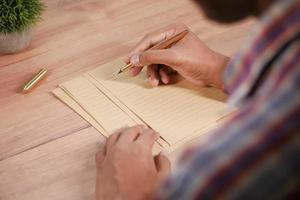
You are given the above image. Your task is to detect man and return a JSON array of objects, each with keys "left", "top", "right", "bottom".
[{"left": 95, "top": 0, "right": 300, "bottom": 199}]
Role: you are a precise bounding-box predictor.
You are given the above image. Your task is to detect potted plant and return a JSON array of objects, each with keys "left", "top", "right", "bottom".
[{"left": 0, "top": 0, "right": 45, "bottom": 54}]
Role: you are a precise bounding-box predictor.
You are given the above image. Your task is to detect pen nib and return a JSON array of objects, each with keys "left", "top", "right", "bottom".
[
  {"left": 115, "top": 70, "right": 121, "bottom": 75},
  {"left": 110, "top": 70, "right": 121, "bottom": 79}
]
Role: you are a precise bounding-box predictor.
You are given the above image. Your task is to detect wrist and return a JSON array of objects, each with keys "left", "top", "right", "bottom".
[{"left": 208, "top": 52, "right": 229, "bottom": 90}]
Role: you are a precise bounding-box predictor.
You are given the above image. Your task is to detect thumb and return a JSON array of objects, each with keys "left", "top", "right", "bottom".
[
  {"left": 155, "top": 151, "right": 171, "bottom": 179},
  {"left": 131, "top": 49, "right": 179, "bottom": 68}
]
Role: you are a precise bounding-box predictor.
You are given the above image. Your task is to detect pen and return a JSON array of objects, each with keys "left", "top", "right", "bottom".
[{"left": 117, "top": 29, "right": 189, "bottom": 75}]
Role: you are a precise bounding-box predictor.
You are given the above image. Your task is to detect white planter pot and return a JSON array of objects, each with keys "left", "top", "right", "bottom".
[{"left": 0, "top": 29, "right": 33, "bottom": 54}]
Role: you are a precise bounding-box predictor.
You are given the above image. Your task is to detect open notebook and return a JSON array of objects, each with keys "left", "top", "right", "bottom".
[{"left": 53, "top": 57, "right": 229, "bottom": 154}]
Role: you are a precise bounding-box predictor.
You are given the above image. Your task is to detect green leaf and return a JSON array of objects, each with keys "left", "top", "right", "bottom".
[{"left": 0, "top": 0, "right": 45, "bottom": 34}]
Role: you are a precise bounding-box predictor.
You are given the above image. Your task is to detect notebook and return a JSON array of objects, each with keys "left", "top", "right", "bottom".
[{"left": 53, "top": 57, "right": 229, "bottom": 154}]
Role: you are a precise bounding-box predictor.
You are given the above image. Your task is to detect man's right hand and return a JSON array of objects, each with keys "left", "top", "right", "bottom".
[{"left": 126, "top": 23, "right": 229, "bottom": 89}]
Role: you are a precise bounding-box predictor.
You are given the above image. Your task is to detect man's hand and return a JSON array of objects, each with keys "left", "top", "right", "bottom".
[
  {"left": 95, "top": 125, "right": 171, "bottom": 200},
  {"left": 126, "top": 23, "right": 229, "bottom": 89}
]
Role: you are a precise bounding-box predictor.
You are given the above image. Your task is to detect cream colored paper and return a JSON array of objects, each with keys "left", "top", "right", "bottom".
[
  {"left": 52, "top": 88, "right": 108, "bottom": 136},
  {"left": 53, "top": 87, "right": 163, "bottom": 154},
  {"left": 86, "top": 58, "right": 228, "bottom": 145},
  {"left": 84, "top": 73, "right": 169, "bottom": 148},
  {"left": 60, "top": 76, "right": 139, "bottom": 133},
  {"left": 53, "top": 57, "right": 229, "bottom": 152}
]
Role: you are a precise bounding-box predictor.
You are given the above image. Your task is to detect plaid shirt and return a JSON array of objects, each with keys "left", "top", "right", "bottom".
[{"left": 156, "top": 0, "right": 300, "bottom": 199}]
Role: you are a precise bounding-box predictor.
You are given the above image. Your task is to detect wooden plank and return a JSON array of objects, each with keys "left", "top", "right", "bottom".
[
  {"left": 0, "top": 127, "right": 102, "bottom": 200},
  {"left": 0, "top": 0, "right": 254, "bottom": 160}
]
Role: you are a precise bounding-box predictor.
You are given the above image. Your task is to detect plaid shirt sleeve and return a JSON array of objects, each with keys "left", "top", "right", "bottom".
[
  {"left": 155, "top": 58, "right": 300, "bottom": 200},
  {"left": 154, "top": 0, "right": 300, "bottom": 198}
]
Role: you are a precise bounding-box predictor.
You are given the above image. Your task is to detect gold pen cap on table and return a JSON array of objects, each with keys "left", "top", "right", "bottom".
[{"left": 22, "top": 68, "right": 48, "bottom": 93}]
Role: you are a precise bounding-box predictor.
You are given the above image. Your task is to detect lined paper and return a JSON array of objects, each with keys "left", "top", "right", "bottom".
[
  {"left": 84, "top": 73, "right": 170, "bottom": 148},
  {"left": 53, "top": 57, "right": 229, "bottom": 152},
  {"left": 60, "top": 76, "right": 138, "bottom": 134},
  {"left": 53, "top": 86, "right": 164, "bottom": 154},
  {"left": 52, "top": 88, "right": 108, "bottom": 136},
  {"left": 87, "top": 58, "right": 228, "bottom": 145}
]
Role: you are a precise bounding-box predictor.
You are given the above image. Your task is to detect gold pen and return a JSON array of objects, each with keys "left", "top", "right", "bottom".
[
  {"left": 22, "top": 68, "right": 48, "bottom": 93},
  {"left": 117, "top": 29, "right": 189, "bottom": 75}
]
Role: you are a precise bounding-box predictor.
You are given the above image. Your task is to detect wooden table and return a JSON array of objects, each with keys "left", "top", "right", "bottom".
[{"left": 0, "top": 0, "right": 255, "bottom": 199}]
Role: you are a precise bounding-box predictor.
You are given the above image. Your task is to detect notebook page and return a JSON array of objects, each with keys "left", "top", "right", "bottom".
[
  {"left": 88, "top": 58, "right": 228, "bottom": 145},
  {"left": 53, "top": 87, "right": 164, "bottom": 155},
  {"left": 60, "top": 76, "right": 138, "bottom": 133},
  {"left": 84, "top": 73, "right": 170, "bottom": 149},
  {"left": 52, "top": 88, "right": 108, "bottom": 136}
]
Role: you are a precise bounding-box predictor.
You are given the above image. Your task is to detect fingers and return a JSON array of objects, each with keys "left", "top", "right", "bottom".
[
  {"left": 147, "top": 65, "right": 171, "bottom": 86},
  {"left": 130, "top": 23, "right": 188, "bottom": 55},
  {"left": 155, "top": 151, "right": 171, "bottom": 178},
  {"left": 138, "top": 49, "right": 178, "bottom": 68},
  {"left": 129, "top": 49, "right": 177, "bottom": 81},
  {"left": 129, "top": 54, "right": 143, "bottom": 76},
  {"left": 147, "top": 65, "right": 160, "bottom": 86},
  {"left": 118, "top": 125, "right": 145, "bottom": 145},
  {"left": 106, "top": 132, "right": 120, "bottom": 149},
  {"left": 130, "top": 66, "right": 143, "bottom": 76},
  {"left": 106, "top": 126, "right": 159, "bottom": 153},
  {"left": 159, "top": 66, "right": 171, "bottom": 84},
  {"left": 106, "top": 127, "right": 127, "bottom": 152},
  {"left": 127, "top": 23, "right": 188, "bottom": 77},
  {"left": 131, "top": 30, "right": 174, "bottom": 54},
  {"left": 135, "top": 128, "right": 159, "bottom": 149}
]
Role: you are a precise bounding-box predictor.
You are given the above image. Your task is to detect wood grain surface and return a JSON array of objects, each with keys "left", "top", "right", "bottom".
[{"left": 0, "top": 0, "right": 255, "bottom": 199}]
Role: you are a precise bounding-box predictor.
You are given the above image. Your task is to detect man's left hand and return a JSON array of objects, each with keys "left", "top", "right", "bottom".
[{"left": 95, "top": 125, "right": 171, "bottom": 200}]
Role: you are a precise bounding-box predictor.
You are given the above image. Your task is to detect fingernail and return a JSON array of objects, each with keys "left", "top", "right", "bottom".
[
  {"left": 130, "top": 54, "right": 140, "bottom": 66},
  {"left": 149, "top": 77, "right": 159, "bottom": 86},
  {"left": 130, "top": 67, "right": 135, "bottom": 76},
  {"left": 153, "top": 79, "right": 159, "bottom": 86},
  {"left": 162, "top": 76, "right": 168, "bottom": 84}
]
